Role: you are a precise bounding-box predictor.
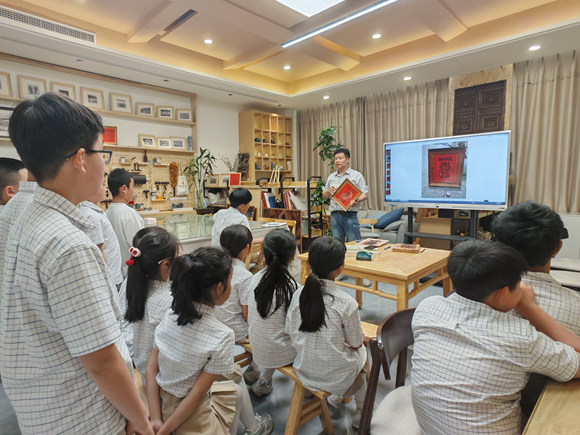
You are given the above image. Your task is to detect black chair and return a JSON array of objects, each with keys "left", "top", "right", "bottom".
[{"left": 359, "top": 308, "right": 418, "bottom": 435}]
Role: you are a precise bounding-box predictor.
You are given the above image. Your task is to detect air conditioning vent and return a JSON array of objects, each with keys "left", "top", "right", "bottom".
[{"left": 0, "top": 5, "right": 96, "bottom": 43}]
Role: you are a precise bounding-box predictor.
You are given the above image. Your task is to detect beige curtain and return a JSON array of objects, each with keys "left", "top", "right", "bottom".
[
  {"left": 297, "top": 98, "right": 365, "bottom": 184},
  {"left": 511, "top": 51, "right": 580, "bottom": 213},
  {"left": 363, "top": 80, "right": 449, "bottom": 208}
]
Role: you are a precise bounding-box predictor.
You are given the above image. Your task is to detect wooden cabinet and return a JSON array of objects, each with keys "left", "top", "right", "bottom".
[{"left": 239, "top": 110, "right": 293, "bottom": 181}]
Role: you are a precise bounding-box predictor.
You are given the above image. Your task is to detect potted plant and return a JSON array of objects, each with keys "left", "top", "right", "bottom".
[
  {"left": 312, "top": 126, "right": 342, "bottom": 235},
  {"left": 184, "top": 147, "right": 216, "bottom": 209}
]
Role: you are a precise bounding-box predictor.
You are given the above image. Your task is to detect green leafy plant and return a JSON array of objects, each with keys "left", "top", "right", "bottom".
[
  {"left": 313, "top": 126, "right": 343, "bottom": 169},
  {"left": 184, "top": 147, "right": 216, "bottom": 208}
]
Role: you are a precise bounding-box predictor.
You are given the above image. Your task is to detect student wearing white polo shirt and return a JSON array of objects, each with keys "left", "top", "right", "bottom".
[
  {"left": 2, "top": 93, "right": 153, "bottom": 435},
  {"left": 106, "top": 168, "right": 144, "bottom": 277}
]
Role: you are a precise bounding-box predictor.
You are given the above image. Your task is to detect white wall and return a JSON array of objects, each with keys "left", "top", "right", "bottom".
[
  {"left": 196, "top": 101, "right": 240, "bottom": 175},
  {"left": 557, "top": 214, "right": 580, "bottom": 260}
]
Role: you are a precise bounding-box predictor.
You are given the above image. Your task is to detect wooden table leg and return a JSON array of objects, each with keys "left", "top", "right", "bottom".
[
  {"left": 442, "top": 266, "right": 452, "bottom": 296},
  {"left": 300, "top": 260, "right": 311, "bottom": 286},
  {"left": 396, "top": 282, "right": 409, "bottom": 311},
  {"left": 355, "top": 277, "right": 363, "bottom": 309},
  {"left": 285, "top": 383, "right": 305, "bottom": 435}
]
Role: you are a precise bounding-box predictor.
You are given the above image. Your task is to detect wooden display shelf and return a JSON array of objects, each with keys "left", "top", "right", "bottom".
[
  {"left": 151, "top": 198, "right": 167, "bottom": 202},
  {"left": 104, "top": 144, "right": 194, "bottom": 154},
  {"left": 154, "top": 163, "right": 170, "bottom": 167},
  {"left": 93, "top": 108, "right": 195, "bottom": 126},
  {"left": 0, "top": 95, "right": 20, "bottom": 103}
]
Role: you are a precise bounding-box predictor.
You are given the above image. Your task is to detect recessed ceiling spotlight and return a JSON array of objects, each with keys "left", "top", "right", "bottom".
[
  {"left": 323, "top": 95, "right": 330, "bottom": 100},
  {"left": 228, "top": 93, "right": 233, "bottom": 96},
  {"left": 283, "top": 65, "right": 291, "bottom": 70},
  {"left": 372, "top": 33, "right": 381, "bottom": 39},
  {"left": 404, "top": 76, "right": 412, "bottom": 81},
  {"left": 164, "top": 79, "right": 169, "bottom": 82},
  {"left": 529, "top": 45, "right": 541, "bottom": 51},
  {"left": 77, "top": 59, "right": 83, "bottom": 62},
  {"left": 204, "top": 39, "right": 213, "bottom": 44}
]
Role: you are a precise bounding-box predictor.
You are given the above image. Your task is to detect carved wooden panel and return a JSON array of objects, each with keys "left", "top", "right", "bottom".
[{"left": 453, "top": 80, "right": 506, "bottom": 136}]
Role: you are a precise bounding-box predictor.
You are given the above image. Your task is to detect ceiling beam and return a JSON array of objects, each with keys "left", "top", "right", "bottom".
[
  {"left": 399, "top": 0, "right": 467, "bottom": 42},
  {"left": 299, "top": 36, "right": 360, "bottom": 70},
  {"left": 224, "top": 43, "right": 284, "bottom": 70},
  {"left": 128, "top": 0, "right": 192, "bottom": 43}
]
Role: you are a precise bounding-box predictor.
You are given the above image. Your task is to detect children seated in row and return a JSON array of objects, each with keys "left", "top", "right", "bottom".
[
  {"left": 146, "top": 247, "right": 273, "bottom": 435},
  {"left": 0, "top": 157, "right": 27, "bottom": 211},
  {"left": 215, "top": 225, "right": 261, "bottom": 384},
  {"left": 107, "top": 168, "right": 144, "bottom": 277},
  {"left": 493, "top": 200, "right": 580, "bottom": 336},
  {"left": 286, "top": 236, "right": 368, "bottom": 428},
  {"left": 120, "top": 226, "right": 178, "bottom": 382},
  {"left": 79, "top": 175, "right": 124, "bottom": 288},
  {"left": 412, "top": 239, "right": 580, "bottom": 435},
  {"left": 246, "top": 228, "right": 298, "bottom": 396},
  {"left": 2, "top": 93, "right": 153, "bottom": 435}
]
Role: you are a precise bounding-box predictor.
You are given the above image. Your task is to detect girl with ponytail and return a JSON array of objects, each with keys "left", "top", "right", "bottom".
[
  {"left": 120, "top": 226, "right": 178, "bottom": 382},
  {"left": 247, "top": 228, "right": 299, "bottom": 397},
  {"left": 146, "top": 247, "right": 273, "bottom": 435},
  {"left": 285, "top": 236, "right": 368, "bottom": 429}
]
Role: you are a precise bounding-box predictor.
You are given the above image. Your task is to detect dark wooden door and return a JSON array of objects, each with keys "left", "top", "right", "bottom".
[{"left": 453, "top": 80, "right": 506, "bottom": 135}]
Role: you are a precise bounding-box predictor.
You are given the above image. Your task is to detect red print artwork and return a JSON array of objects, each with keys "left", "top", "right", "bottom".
[
  {"left": 427, "top": 147, "right": 466, "bottom": 188},
  {"left": 432, "top": 155, "right": 459, "bottom": 184},
  {"left": 332, "top": 178, "right": 362, "bottom": 211}
]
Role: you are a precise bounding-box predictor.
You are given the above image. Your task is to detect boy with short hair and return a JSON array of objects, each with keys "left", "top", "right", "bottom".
[
  {"left": 2, "top": 93, "right": 152, "bottom": 435},
  {"left": 411, "top": 240, "right": 580, "bottom": 435},
  {"left": 0, "top": 157, "right": 27, "bottom": 211},
  {"left": 106, "top": 168, "right": 144, "bottom": 277},
  {"left": 493, "top": 200, "right": 580, "bottom": 336},
  {"left": 80, "top": 175, "right": 124, "bottom": 287},
  {"left": 211, "top": 187, "right": 263, "bottom": 247}
]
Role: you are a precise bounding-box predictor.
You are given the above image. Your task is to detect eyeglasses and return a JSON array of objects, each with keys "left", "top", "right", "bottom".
[{"left": 65, "top": 149, "right": 112, "bottom": 165}]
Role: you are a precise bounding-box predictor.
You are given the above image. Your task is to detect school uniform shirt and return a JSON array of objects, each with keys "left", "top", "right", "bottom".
[
  {"left": 211, "top": 207, "right": 250, "bottom": 247},
  {"left": 411, "top": 293, "right": 578, "bottom": 435},
  {"left": 285, "top": 279, "right": 367, "bottom": 396},
  {"left": 118, "top": 279, "right": 134, "bottom": 358},
  {"left": 521, "top": 271, "right": 580, "bottom": 336},
  {"left": 247, "top": 268, "right": 298, "bottom": 368},
  {"left": 0, "top": 187, "right": 132, "bottom": 435},
  {"left": 80, "top": 200, "right": 124, "bottom": 285},
  {"left": 323, "top": 167, "right": 368, "bottom": 212},
  {"left": 0, "top": 181, "right": 36, "bottom": 308},
  {"left": 154, "top": 302, "right": 234, "bottom": 398},
  {"left": 106, "top": 202, "right": 144, "bottom": 277},
  {"left": 132, "top": 280, "right": 172, "bottom": 381},
  {"left": 214, "top": 258, "right": 253, "bottom": 341}
]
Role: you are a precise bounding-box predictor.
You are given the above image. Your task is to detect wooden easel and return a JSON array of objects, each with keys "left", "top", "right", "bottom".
[{"left": 269, "top": 165, "right": 280, "bottom": 184}]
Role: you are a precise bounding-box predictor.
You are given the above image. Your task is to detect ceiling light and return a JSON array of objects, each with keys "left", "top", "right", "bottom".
[
  {"left": 284, "top": 65, "right": 291, "bottom": 70},
  {"left": 204, "top": 39, "right": 213, "bottom": 44},
  {"left": 164, "top": 79, "right": 169, "bottom": 82},
  {"left": 404, "top": 76, "right": 412, "bottom": 81},
  {"left": 529, "top": 45, "right": 541, "bottom": 51},
  {"left": 372, "top": 33, "right": 381, "bottom": 39},
  {"left": 282, "top": 0, "right": 398, "bottom": 48},
  {"left": 323, "top": 95, "right": 330, "bottom": 100},
  {"left": 276, "top": 0, "right": 344, "bottom": 18},
  {"left": 77, "top": 59, "right": 83, "bottom": 62}
]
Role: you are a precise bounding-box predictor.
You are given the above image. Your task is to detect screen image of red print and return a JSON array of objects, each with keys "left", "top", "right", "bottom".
[{"left": 433, "top": 155, "right": 458, "bottom": 183}]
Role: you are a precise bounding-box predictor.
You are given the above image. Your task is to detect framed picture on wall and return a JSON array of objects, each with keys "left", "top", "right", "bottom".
[
  {"left": 219, "top": 174, "right": 230, "bottom": 187},
  {"left": 102, "top": 126, "right": 117, "bottom": 145},
  {"left": 80, "top": 87, "right": 105, "bottom": 109},
  {"left": 110, "top": 93, "right": 133, "bottom": 114},
  {"left": 139, "top": 134, "right": 156, "bottom": 148},
  {"left": 175, "top": 109, "right": 192, "bottom": 122},
  {"left": 157, "top": 106, "right": 174, "bottom": 119},
  {"left": 157, "top": 137, "right": 172, "bottom": 149},
  {"left": 171, "top": 137, "right": 186, "bottom": 149},
  {"left": 229, "top": 172, "right": 241, "bottom": 186},
  {"left": 135, "top": 102, "right": 155, "bottom": 117},
  {"left": 0, "top": 72, "right": 12, "bottom": 97},
  {"left": 18, "top": 76, "right": 46, "bottom": 100},
  {"left": 0, "top": 106, "right": 14, "bottom": 138},
  {"left": 51, "top": 82, "right": 76, "bottom": 101}
]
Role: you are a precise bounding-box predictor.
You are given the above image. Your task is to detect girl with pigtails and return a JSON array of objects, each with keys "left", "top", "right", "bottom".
[
  {"left": 285, "top": 236, "right": 368, "bottom": 429},
  {"left": 146, "top": 247, "right": 273, "bottom": 435},
  {"left": 118, "top": 226, "right": 178, "bottom": 378},
  {"left": 246, "top": 229, "right": 299, "bottom": 396}
]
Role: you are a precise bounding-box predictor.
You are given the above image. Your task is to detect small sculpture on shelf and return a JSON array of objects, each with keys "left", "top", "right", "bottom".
[{"left": 271, "top": 136, "right": 275, "bottom": 144}]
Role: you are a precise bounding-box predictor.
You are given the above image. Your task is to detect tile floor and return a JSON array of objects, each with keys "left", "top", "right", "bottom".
[{"left": 0, "top": 277, "right": 444, "bottom": 435}]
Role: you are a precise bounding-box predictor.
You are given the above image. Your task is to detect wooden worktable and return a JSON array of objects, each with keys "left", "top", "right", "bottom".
[
  {"left": 297, "top": 244, "right": 452, "bottom": 310},
  {"left": 523, "top": 379, "right": 580, "bottom": 434}
]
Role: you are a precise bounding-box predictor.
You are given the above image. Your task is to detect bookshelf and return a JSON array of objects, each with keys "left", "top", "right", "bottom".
[{"left": 239, "top": 110, "right": 293, "bottom": 181}]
